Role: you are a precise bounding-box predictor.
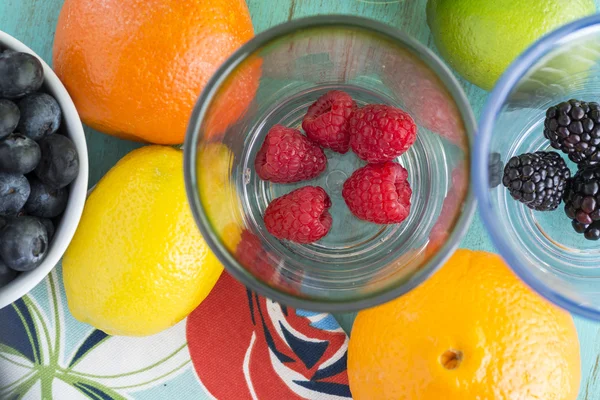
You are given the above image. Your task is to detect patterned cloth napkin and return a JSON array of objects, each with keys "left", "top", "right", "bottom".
[{"left": 0, "top": 268, "right": 351, "bottom": 399}]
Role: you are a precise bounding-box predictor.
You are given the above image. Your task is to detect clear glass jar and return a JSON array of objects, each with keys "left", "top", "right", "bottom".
[{"left": 185, "top": 16, "right": 475, "bottom": 311}]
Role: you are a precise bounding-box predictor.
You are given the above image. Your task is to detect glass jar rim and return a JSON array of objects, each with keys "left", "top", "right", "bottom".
[{"left": 184, "top": 14, "right": 476, "bottom": 312}]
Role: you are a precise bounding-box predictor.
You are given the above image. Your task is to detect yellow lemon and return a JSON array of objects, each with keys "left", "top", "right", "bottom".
[{"left": 63, "top": 146, "right": 225, "bottom": 336}]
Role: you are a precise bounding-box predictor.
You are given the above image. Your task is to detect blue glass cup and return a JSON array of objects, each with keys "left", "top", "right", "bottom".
[{"left": 476, "top": 15, "right": 600, "bottom": 319}]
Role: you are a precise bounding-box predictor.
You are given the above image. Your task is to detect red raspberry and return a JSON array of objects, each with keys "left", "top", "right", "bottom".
[
  {"left": 349, "top": 104, "right": 417, "bottom": 163},
  {"left": 255, "top": 124, "right": 326, "bottom": 183},
  {"left": 302, "top": 90, "right": 356, "bottom": 153},
  {"left": 264, "top": 186, "right": 332, "bottom": 243},
  {"left": 342, "top": 162, "right": 412, "bottom": 224}
]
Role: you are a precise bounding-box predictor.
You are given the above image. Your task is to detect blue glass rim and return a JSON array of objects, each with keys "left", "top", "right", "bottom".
[{"left": 475, "top": 14, "right": 600, "bottom": 320}]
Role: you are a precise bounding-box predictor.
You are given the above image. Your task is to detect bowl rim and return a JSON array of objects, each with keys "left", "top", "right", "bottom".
[
  {"left": 475, "top": 14, "right": 600, "bottom": 320},
  {"left": 0, "top": 30, "right": 89, "bottom": 310},
  {"left": 184, "top": 15, "right": 476, "bottom": 312}
]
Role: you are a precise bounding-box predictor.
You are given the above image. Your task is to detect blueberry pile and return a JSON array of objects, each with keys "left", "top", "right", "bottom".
[
  {"left": 0, "top": 49, "right": 79, "bottom": 287},
  {"left": 502, "top": 99, "right": 600, "bottom": 240}
]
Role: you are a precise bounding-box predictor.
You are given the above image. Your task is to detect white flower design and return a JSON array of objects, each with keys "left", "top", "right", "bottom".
[{"left": 0, "top": 268, "right": 190, "bottom": 400}]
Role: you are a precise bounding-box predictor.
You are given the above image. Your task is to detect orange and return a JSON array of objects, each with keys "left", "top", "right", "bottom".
[
  {"left": 53, "top": 0, "right": 257, "bottom": 144},
  {"left": 348, "top": 249, "right": 580, "bottom": 400}
]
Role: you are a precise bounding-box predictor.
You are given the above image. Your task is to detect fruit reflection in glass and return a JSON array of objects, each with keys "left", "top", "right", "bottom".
[{"left": 185, "top": 17, "right": 475, "bottom": 311}]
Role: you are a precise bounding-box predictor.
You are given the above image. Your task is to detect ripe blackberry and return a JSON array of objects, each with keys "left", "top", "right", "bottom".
[
  {"left": 564, "top": 166, "right": 600, "bottom": 240},
  {"left": 502, "top": 151, "right": 570, "bottom": 211},
  {"left": 544, "top": 99, "right": 600, "bottom": 166}
]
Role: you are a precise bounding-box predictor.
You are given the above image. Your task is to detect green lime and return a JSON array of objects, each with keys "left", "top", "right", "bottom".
[{"left": 427, "top": 0, "right": 596, "bottom": 90}]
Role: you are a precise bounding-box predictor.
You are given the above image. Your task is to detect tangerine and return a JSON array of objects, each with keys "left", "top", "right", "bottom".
[
  {"left": 53, "top": 0, "right": 257, "bottom": 144},
  {"left": 348, "top": 249, "right": 580, "bottom": 399}
]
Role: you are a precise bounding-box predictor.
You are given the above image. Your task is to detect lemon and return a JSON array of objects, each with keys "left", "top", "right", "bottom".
[
  {"left": 426, "top": 0, "right": 595, "bottom": 90},
  {"left": 63, "top": 146, "right": 225, "bottom": 336}
]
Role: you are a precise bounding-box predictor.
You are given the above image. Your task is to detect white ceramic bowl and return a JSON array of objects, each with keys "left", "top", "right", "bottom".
[{"left": 0, "top": 31, "right": 88, "bottom": 309}]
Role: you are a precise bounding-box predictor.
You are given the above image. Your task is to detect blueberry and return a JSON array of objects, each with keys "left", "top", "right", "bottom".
[
  {"left": 0, "top": 99, "right": 20, "bottom": 139},
  {"left": 0, "top": 259, "right": 17, "bottom": 288},
  {"left": 24, "top": 178, "right": 68, "bottom": 218},
  {"left": 0, "top": 52, "right": 44, "bottom": 99},
  {"left": 35, "top": 134, "right": 79, "bottom": 189},
  {"left": 0, "top": 134, "right": 41, "bottom": 174},
  {"left": 0, "top": 216, "right": 48, "bottom": 271},
  {"left": 17, "top": 93, "right": 61, "bottom": 141},
  {"left": 0, "top": 173, "right": 30, "bottom": 216},
  {"left": 39, "top": 218, "right": 55, "bottom": 241}
]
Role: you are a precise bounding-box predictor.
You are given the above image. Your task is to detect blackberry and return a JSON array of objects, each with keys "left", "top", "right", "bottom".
[
  {"left": 564, "top": 166, "right": 600, "bottom": 240},
  {"left": 502, "top": 151, "right": 570, "bottom": 211},
  {"left": 544, "top": 99, "right": 600, "bottom": 166},
  {"left": 489, "top": 152, "right": 503, "bottom": 188}
]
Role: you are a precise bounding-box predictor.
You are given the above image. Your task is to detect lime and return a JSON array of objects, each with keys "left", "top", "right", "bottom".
[{"left": 427, "top": 0, "right": 595, "bottom": 90}]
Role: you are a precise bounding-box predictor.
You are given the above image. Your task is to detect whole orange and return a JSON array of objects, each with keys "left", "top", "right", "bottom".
[
  {"left": 348, "top": 249, "right": 580, "bottom": 400},
  {"left": 53, "top": 0, "right": 256, "bottom": 144}
]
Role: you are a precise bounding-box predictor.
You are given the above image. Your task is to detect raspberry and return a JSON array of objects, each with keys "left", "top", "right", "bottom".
[
  {"left": 264, "top": 186, "right": 332, "bottom": 243},
  {"left": 342, "top": 162, "right": 412, "bottom": 224},
  {"left": 302, "top": 90, "right": 356, "bottom": 153},
  {"left": 349, "top": 104, "right": 417, "bottom": 163},
  {"left": 380, "top": 52, "right": 465, "bottom": 149},
  {"left": 255, "top": 124, "right": 326, "bottom": 183}
]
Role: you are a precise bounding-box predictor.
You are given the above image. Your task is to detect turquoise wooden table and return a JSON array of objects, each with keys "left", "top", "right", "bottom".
[{"left": 2, "top": 0, "right": 600, "bottom": 399}]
